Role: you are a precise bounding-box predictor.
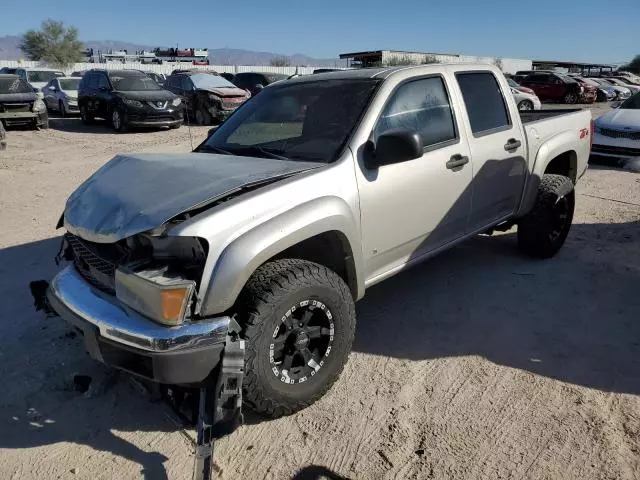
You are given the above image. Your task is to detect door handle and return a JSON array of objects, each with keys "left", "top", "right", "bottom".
[
  {"left": 504, "top": 138, "right": 522, "bottom": 151},
  {"left": 446, "top": 154, "right": 469, "bottom": 169}
]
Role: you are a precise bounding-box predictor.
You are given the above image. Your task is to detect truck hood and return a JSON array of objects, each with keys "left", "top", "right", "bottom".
[
  {"left": 64, "top": 152, "right": 324, "bottom": 243},
  {"left": 0, "top": 92, "right": 36, "bottom": 103},
  {"left": 597, "top": 109, "right": 640, "bottom": 128}
]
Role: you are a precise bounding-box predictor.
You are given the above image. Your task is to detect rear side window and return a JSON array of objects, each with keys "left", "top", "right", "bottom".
[
  {"left": 97, "top": 74, "right": 109, "bottom": 90},
  {"left": 456, "top": 72, "right": 511, "bottom": 135},
  {"left": 374, "top": 76, "right": 457, "bottom": 149}
]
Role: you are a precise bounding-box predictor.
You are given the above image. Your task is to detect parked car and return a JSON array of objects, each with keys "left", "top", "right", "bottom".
[
  {"left": 592, "top": 92, "right": 640, "bottom": 159},
  {"left": 0, "top": 67, "right": 64, "bottom": 98},
  {"left": 78, "top": 69, "right": 184, "bottom": 132},
  {"left": 589, "top": 78, "right": 632, "bottom": 100},
  {"left": 220, "top": 72, "right": 235, "bottom": 82},
  {"left": 605, "top": 77, "right": 640, "bottom": 94},
  {"left": 0, "top": 74, "right": 48, "bottom": 129},
  {"left": 232, "top": 72, "right": 289, "bottom": 96},
  {"left": 39, "top": 64, "right": 591, "bottom": 419},
  {"left": 164, "top": 72, "right": 250, "bottom": 125},
  {"left": 570, "top": 77, "right": 598, "bottom": 103},
  {"left": 510, "top": 87, "right": 541, "bottom": 110},
  {"left": 42, "top": 77, "right": 80, "bottom": 117},
  {"left": 520, "top": 72, "right": 584, "bottom": 104},
  {"left": 71, "top": 70, "right": 89, "bottom": 78},
  {"left": 575, "top": 77, "right": 615, "bottom": 102},
  {"left": 613, "top": 72, "right": 640, "bottom": 86},
  {"left": 170, "top": 68, "right": 218, "bottom": 76},
  {"left": 512, "top": 70, "right": 551, "bottom": 84},
  {"left": 506, "top": 77, "right": 535, "bottom": 95}
]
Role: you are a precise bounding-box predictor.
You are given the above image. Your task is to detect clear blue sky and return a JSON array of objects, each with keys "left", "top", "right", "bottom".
[{"left": 1, "top": 0, "right": 638, "bottom": 64}]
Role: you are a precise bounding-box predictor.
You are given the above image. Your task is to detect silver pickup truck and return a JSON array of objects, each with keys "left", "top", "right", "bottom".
[{"left": 44, "top": 64, "right": 592, "bottom": 417}]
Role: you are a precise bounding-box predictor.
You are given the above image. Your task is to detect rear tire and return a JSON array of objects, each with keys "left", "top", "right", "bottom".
[
  {"left": 195, "top": 107, "right": 211, "bottom": 126},
  {"left": 238, "top": 259, "right": 356, "bottom": 418},
  {"left": 517, "top": 174, "right": 575, "bottom": 258}
]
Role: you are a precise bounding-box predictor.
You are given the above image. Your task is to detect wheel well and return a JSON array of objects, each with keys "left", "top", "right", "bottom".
[
  {"left": 270, "top": 231, "right": 357, "bottom": 298},
  {"left": 544, "top": 151, "right": 577, "bottom": 183}
]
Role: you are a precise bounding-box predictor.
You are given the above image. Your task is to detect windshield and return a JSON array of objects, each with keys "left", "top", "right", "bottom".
[
  {"left": 0, "top": 77, "right": 33, "bottom": 94},
  {"left": 190, "top": 73, "right": 236, "bottom": 89},
  {"left": 620, "top": 93, "right": 640, "bottom": 109},
  {"left": 27, "top": 71, "right": 64, "bottom": 83},
  {"left": 507, "top": 78, "right": 519, "bottom": 88},
  {"left": 200, "top": 79, "right": 380, "bottom": 163},
  {"left": 59, "top": 78, "right": 80, "bottom": 90},
  {"left": 109, "top": 72, "right": 162, "bottom": 91},
  {"left": 556, "top": 73, "right": 576, "bottom": 83}
]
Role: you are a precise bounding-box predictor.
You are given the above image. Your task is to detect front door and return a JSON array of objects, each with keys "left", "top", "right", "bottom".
[
  {"left": 453, "top": 69, "right": 527, "bottom": 231},
  {"left": 355, "top": 75, "right": 473, "bottom": 283}
]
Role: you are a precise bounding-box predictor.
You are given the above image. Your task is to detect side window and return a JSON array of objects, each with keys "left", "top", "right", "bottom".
[
  {"left": 374, "top": 76, "right": 457, "bottom": 149},
  {"left": 164, "top": 76, "right": 174, "bottom": 89},
  {"left": 456, "top": 72, "right": 511, "bottom": 136},
  {"left": 96, "top": 74, "right": 109, "bottom": 90}
]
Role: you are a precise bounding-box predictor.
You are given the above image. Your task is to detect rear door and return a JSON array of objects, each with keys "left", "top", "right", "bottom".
[
  {"left": 452, "top": 69, "right": 527, "bottom": 231},
  {"left": 43, "top": 79, "right": 56, "bottom": 109},
  {"left": 523, "top": 74, "right": 550, "bottom": 100},
  {"left": 547, "top": 74, "right": 566, "bottom": 101}
]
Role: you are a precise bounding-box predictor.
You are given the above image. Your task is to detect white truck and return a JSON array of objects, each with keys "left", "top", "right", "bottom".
[{"left": 40, "top": 64, "right": 592, "bottom": 417}]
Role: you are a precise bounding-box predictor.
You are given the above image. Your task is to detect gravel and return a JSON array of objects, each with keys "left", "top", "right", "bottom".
[{"left": 0, "top": 107, "right": 638, "bottom": 480}]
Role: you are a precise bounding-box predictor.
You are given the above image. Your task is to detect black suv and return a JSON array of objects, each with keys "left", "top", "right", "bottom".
[
  {"left": 232, "top": 72, "right": 288, "bottom": 96},
  {"left": 78, "top": 69, "right": 184, "bottom": 132}
]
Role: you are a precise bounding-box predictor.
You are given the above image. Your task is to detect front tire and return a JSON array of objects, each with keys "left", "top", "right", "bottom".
[
  {"left": 79, "top": 104, "right": 94, "bottom": 124},
  {"left": 195, "top": 107, "right": 211, "bottom": 126},
  {"left": 238, "top": 259, "right": 356, "bottom": 418},
  {"left": 518, "top": 100, "right": 534, "bottom": 111},
  {"left": 517, "top": 174, "right": 575, "bottom": 258},
  {"left": 111, "top": 108, "right": 126, "bottom": 132},
  {"left": 564, "top": 91, "right": 578, "bottom": 104}
]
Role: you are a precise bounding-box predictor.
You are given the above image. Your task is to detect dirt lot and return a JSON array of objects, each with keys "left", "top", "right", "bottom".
[{"left": 1, "top": 104, "right": 639, "bottom": 480}]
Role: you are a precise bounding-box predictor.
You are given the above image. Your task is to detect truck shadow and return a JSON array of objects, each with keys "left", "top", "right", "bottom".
[{"left": 353, "top": 219, "right": 640, "bottom": 395}]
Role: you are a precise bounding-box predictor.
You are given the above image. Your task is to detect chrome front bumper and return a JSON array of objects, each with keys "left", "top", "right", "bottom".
[{"left": 47, "top": 266, "right": 230, "bottom": 384}]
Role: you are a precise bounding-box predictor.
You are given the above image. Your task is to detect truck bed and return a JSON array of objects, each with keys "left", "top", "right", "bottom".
[{"left": 519, "top": 108, "right": 583, "bottom": 124}]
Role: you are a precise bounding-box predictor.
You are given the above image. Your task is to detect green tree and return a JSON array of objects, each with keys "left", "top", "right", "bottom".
[
  {"left": 270, "top": 56, "right": 291, "bottom": 67},
  {"left": 20, "top": 20, "right": 83, "bottom": 67}
]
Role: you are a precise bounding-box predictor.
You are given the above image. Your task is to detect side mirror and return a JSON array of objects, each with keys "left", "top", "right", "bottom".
[
  {"left": 254, "top": 84, "right": 264, "bottom": 91},
  {"left": 611, "top": 101, "right": 622, "bottom": 109},
  {"left": 364, "top": 130, "right": 423, "bottom": 169},
  {"left": 49, "top": 85, "right": 57, "bottom": 91}
]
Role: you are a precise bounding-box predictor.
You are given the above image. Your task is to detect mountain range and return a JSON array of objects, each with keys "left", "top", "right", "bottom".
[{"left": 0, "top": 36, "right": 346, "bottom": 67}]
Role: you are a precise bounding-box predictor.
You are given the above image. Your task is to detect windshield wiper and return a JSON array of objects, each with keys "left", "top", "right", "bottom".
[
  {"left": 196, "top": 144, "right": 236, "bottom": 155},
  {"left": 227, "top": 146, "right": 290, "bottom": 160}
]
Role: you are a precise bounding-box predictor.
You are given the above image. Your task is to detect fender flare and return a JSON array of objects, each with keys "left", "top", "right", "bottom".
[
  {"left": 198, "top": 196, "right": 363, "bottom": 316},
  {"left": 517, "top": 131, "right": 577, "bottom": 217}
]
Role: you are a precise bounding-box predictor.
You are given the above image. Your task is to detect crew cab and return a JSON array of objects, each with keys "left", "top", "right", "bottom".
[{"left": 41, "top": 65, "right": 591, "bottom": 417}]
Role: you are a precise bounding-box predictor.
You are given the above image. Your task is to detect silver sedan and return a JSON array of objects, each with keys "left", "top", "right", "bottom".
[{"left": 42, "top": 77, "right": 80, "bottom": 116}]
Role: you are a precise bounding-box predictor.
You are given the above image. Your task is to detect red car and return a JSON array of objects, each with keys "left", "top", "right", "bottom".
[
  {"left": 507, "top": 77, "right": 535, "bottom": 95},
  {"left": 520, "top": 72, "right": 584, "bottom": 104}
]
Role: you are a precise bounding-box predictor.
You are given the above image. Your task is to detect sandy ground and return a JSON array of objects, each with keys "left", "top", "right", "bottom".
[{"left": 0, "top": 103, "right": 639, "bottom": 480}]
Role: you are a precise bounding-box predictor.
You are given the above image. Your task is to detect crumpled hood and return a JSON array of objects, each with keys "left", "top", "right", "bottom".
[
  {"left": 596, "top": 109, "right": 640, "bottom": 128},
  {"left": 64, "top": 152, "right": 323, "bottom": 243},
  {"left": 196, "top": 86, "right": 247, "bottom": 97},
  {"left": 0, "top": 92, "right": 36, "bottom": 103},
  {"left": 115, "top": 89, "right": 177, "bottom": 101}
]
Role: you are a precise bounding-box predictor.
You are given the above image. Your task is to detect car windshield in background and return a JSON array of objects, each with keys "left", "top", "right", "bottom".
[
  {"left": 620, "top": 93, "right": 640, "bottom": 109},
  {"left": 0, "top": 77, "right": 33, "bottom": 94},
  {"left": 27, "top": 71, "right": 64, "bottom": 83},
  {"left": 59, "top": 79, "right": 80, "bottom": 90},
  {"left": 266, "top": 73, "right": 288, "bottom": 83},
  {"left": 190, "top": 73, "right": 236, "bottom": 89},
  {"left": 507, "top": 78, "right": 520, "bottom": 88},
  {"left": 109, "top": 72, "right": 162, "bottom": 91},
  {"left": 556, "top": 74, "right": 576, "bottom": 83},
  {"left": 201, "top": 79, "right": 380, "bottom": 163}
]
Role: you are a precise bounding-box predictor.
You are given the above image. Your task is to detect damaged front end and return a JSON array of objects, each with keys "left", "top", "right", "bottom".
[{"left": 36, "top": 230, "right": 230, "bottom": 385}]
